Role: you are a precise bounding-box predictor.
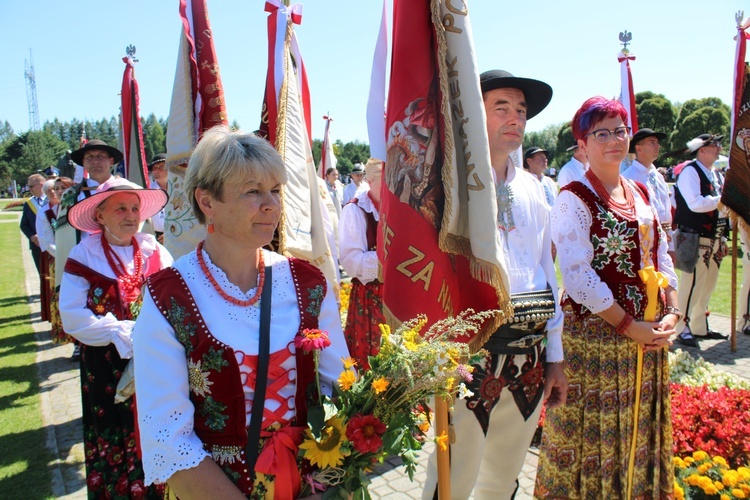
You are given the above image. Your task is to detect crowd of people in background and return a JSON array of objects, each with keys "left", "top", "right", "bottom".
[{"left": 11, "top": 67, "right": 749, "bottom": 499}]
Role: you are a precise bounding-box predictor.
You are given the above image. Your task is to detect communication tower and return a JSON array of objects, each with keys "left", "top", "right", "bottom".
[{"left": 24, "top": 49, "right": 40, "bottom": 131}]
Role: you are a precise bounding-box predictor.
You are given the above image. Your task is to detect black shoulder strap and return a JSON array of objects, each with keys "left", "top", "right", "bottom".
[{"left": 245, "top": 265, "right": 273, "bottom": 475}]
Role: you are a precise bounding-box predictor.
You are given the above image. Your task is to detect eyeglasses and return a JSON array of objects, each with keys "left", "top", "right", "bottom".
[{"left": 586, "top": 126, "right": 631, "bottom": 143}]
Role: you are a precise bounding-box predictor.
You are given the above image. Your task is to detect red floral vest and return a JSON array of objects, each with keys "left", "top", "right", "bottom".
[
  {"left": 562, "top": 181, "right": 659, "bottom": 320},
  {"left": 145, "top": 257, "right": 324, "bottom": 496},
  {"left": 64, "top": 247, "right": 163, "bottom": 321}
]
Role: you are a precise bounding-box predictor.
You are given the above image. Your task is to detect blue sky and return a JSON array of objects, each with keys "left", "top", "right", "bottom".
[{"left": 0, "top": 0, "right": 747, "bottom": 144}]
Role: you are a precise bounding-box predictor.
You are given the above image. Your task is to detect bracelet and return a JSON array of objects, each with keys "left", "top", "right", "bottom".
[
  {"left": 663, "top": 306, "right": 682, "bottom": 321},
  {"left": 615, "top": 313, "right": 634, "bottom": 336}
]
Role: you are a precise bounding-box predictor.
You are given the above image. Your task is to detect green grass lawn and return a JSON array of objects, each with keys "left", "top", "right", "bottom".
[{"left": 0, "top": 223, "right": 54, "bottom": 498}]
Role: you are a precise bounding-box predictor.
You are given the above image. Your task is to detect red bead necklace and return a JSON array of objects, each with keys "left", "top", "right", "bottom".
[
  {"left": 196, "top": 241, "right": 265, "bottom": 307},
  {"left": 101, "top": 235, "right": 144, "bottom": 291},
  {"left": 585, "top": 169, "right": 636, "bottom": 219}
]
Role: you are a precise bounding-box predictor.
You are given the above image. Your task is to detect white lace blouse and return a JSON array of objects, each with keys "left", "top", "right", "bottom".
[
  {"left": 552, "top": 177, "right": 678, "bottom": 315},
  {"left": 338, "top": 190, "right": 380, "bottom": 283},
  {"left": 59, "top": 233, "right": 173, "bottom": 359},
  {"left": 36, "top": 205, "right": 57, "bottom": 257},
  {"left": 133, "top": 249, "right": 349, "bottom": 485}
]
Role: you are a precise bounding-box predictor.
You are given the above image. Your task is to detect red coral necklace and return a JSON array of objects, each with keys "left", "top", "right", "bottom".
[
  {"left": 196, "top": 241, "right": 265, "bottom": 307},
  {"left": 101, "top": 235, "right": 144, "bottom": 291},
  {"left": 585, "top": 169, "right": 636, "bottom": 219}
]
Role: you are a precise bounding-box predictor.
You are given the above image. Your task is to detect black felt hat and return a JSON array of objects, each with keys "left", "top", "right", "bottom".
[
  {"left": 70, "top": 140, "right": 123, "bottom": 165},
  {"left": 523, "top": 146, "right": 549, "bottom": 164},
  {"left": 148, "top": 153, "right": 167, "bottom": 171},
  {"left": 628, "top": 128, "right": 667, "bottom": 153},
  {"left": 479, "top": 70, "right": 553, "bottom": 119}
]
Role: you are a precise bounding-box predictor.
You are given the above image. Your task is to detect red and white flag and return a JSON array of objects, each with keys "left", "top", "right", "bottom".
[
  {"left": 366, "top": 0, "right": 389, "bottom": 161},
  {"left": 261, "top": 0, "right": 339, "bottom": 292},
  {"left": 318, "top": 115, "right": 337, "bottom": 178},
  {"left": 721, "top": 16, "right": 750, "bottom": 230},
  {"left": 119, "top": 55, "right": 148, "bottom": 187},
  {"left": 163, "top": 0, "right": 228, "bottom": 259},
  {"left": 618, "top": 50, "right": 639, "bottom": 133},
  {"left": 380, "top": 0, "right": 512, "bottom": 351}
]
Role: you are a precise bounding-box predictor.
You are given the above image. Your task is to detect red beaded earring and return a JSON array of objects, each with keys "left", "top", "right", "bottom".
[{"left": 207, "top": 219, "right": 215, "bottom": 234}]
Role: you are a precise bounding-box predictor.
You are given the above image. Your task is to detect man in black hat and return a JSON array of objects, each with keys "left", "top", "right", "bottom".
[
  {"left": 54, "top": 139, "right": 123, "bottom": 361},
  {"left": 343, "top": 162, "right": 367, "bottom": 204},
  {"left": 673, "top": 133, "right": 729, "bottom": 346},
  {"left": 557, "top": 143, "right": 588, "bottom": 188},
  {"left": 622, "top": 128, "right": 673, "bottom": 258},
  {"left": 423, "top": 70, "right": 566, "bottom": 500},
  {"left": 147, "top": 153, "right": 168, "bottom": 243},
  {"left": 523, "top": 146, "right": 557, "bottom": 207}
]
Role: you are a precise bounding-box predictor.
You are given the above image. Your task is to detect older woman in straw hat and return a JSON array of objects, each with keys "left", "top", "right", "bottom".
[
  {"left": 133, "top": 126, "right": 348, "bottom": 499},
  {"left": 59, "top": 177, "right": 172, "bottom": 498}
]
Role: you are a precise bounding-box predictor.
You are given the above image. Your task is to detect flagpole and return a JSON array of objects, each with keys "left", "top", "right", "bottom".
[
  {"left": 435, "top": 395, "right": 451, "bottom": 499},
  {"left": 732, "top": 229, "right": 738, "bottom": 352}
]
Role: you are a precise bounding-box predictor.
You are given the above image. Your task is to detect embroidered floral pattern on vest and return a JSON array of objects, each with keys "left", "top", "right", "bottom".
[{"left": 591, "top": 211, "right": 637, "bottom": 277}]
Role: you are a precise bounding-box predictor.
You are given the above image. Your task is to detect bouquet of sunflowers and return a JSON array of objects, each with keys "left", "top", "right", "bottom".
[{"left": 295, "top": 310, "right": 494, "bottom": 499}]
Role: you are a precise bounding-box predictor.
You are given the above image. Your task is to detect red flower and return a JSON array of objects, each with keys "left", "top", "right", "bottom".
[
  {"left": 87, "top": 471, "right": 104, "bottom": 492},
  {"left": 346, "top": 414, "right": 386, "bottom": 454},
  {"left": 294, "top": 328, "right": 331, "bottom": 354},
  {"left": 115, "top": 474, "right": 129, "bottom": 496},
  {"left": 130, "top": 479, "right": 146, "bottom": 500},
  {"left": 107, "top": 446, "right": 124, "bottom": 466}
]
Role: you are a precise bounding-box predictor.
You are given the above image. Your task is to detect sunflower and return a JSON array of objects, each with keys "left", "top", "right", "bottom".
[{"left": 298, "top": 416, "right": 348, "bottom": 469}]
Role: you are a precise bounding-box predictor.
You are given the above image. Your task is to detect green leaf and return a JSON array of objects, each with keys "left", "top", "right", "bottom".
[{"left": 307, "top": 405, "right": 326, "bottom": 439}]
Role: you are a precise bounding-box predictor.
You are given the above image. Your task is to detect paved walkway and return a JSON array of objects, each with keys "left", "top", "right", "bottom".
[{"left": 18, "top": 215, "right": 750, "bottom": 499}]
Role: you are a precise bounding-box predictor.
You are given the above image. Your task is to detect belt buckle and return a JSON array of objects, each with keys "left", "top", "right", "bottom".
[{"left": 507, "top": 333, "right": 545, "bottom": 349}]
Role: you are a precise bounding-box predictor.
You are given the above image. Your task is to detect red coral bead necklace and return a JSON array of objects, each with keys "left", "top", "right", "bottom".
[{"left": 196, "top": 240, "right": 265, "bottom": 306}]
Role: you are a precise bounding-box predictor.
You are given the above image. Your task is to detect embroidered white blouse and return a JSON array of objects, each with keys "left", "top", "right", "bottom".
[
  {"left": 36, "top": 205, "right": 57, "bottom": 257},
  {"left": 553, "top": 176, "right": 678, "bottom": 315},
  {"left": 495, "top": 164, "right": 563, "bottom": 363},
  {"left": 132, "top": 249, "right": 348, "bottom": 485},
  {"left": 59, "top": 233, "right": 173, "bottom": 359},
  {"left": 338, "top": 189, "right": 380, "bottom": 284}
]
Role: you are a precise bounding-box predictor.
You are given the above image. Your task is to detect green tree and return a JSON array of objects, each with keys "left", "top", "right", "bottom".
[
  {"left": 636, "top": 96, "right": 676, "bottom": 135},
  {"left": 0, "top": 130, "right": 68, "bottom": 186},
  {"left": 671, "top": 107, "right": 731, "bottom": 155},
  {"left": 142, "top": 114, "right": 166, "bottom": 160},
  {"left": 523, "top": 123, "right": 561, "bottom": 165},
  {"left": 553, "top": 122, "right": 575, "bottom": 167}
]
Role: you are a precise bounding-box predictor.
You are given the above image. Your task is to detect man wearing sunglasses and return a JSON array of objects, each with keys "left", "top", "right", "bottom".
[{"left": 673, "top": 133, "right": 729, "bottom": 346}]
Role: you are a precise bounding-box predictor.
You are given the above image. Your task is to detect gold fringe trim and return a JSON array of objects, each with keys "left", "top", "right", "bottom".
[
  {"left": 719, "top": 202, "right": 750, "bottom": 242},
  {"left": 429, "top": 0, "right": 512, "bottom": 353},
  {"left": 273, "top": 16, "right": 296, "bottom": 256}
]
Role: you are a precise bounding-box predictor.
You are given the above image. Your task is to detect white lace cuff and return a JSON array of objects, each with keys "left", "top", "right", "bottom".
[
  {"left": 140, "top": 410, "right": 210, "bottom": 485},
  {"left": 112, "top": 320, "right": 135, "bottom": 359}
]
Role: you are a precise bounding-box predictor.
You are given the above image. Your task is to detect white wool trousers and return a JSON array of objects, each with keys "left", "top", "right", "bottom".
[{"left": 677, "top": 236, "right": 724, "bottom": 337}]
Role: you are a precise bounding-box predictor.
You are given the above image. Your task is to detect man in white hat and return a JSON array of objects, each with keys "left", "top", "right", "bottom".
[
  {"left": 556, "top": 144, "right": 588, "bottom": 188},
  {"left": 673, "top": 133, "right": 729, "bottom": 347},
  {"left": 423, "top": 69, "right": 566, "bottom": 500},
  {"left": 343, "top": 162, "right": 367, "bottom": 204}
]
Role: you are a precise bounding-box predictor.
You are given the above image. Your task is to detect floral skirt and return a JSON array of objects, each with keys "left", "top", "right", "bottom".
[
  {"left": 344, "top": 280, "right": 385, "bottom": 370},
  {"left": 40, "top": 251, "right": 52, "bottom": 322},
  {"left": 534, "top": 304, "right": 673, "bottom": 499},
  {"left": 49, "top": 265, "right": 71, "bottom": 344}
]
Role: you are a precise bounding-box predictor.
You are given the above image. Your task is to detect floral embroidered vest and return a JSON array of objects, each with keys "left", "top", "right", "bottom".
[
  {"left": 562, "top": 181, "right": 658, "bottom": 320},
  {"left": 64, "top": 248, "right": 163, "bottom": 321},
  {"left": 145, "top": 257, "right": 324, "bottom": 496}
]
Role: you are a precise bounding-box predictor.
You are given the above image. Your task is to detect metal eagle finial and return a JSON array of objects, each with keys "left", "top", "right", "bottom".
[
  {"left": 737, "top": 11, "right": 744, "bottom": 28},
  {"left": 619, "top": 30, "right": 632, "bottom": 55},
  {"left": 126, "top": 45, "right": 138, "bottom": 62}
]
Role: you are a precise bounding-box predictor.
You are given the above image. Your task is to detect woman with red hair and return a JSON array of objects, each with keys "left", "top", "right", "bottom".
[{"left": 535, "top": 97, "right": 679, "bottom": 499}]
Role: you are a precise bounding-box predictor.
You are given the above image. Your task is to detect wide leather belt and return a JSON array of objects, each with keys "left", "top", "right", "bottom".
[{"left": 483, "top": 321, "right": 547, "bottom": 355}]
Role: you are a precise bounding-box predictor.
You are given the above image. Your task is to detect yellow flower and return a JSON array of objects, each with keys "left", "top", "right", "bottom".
[
  {"left": 673, "top": 457, "right": 686, "bottom": 469},
  {"left": 673, "top": 483, "right": 684, "bottom": 500},
  {"left": 703, "top": 484, "right": 718, "bottom": 495},
  {"left": 698, "top": 463, "right": 711, "bottom": 474},
  {"left": 714, "top": 480, "right": 725, "bottom": 491},
  {"left": 372, "top": 377, "right": 389, "bottom": 394},
  {"left": 684, "top": 456, "right": 695, "bottom": 465},
  {"left": 721, "top": 495, "right": 731, "bottom": 500},
  {"left": 337, "top": 370, "right": 356, "bottom": 391},
  {"left": 435, "top": 432, "right": 448, "bottom": 452},
  {"left": 403, "top": 339, "right": 419, "bottom": 352},
  {"left": 341, "top": 357, "right": 357, "bottom": 370},
  {"left": 298, "top": 416, "right": 348, "bottom": 469},
  {"left": 693, "top": 450, "right": 709, "bottom": 462},
  {"left": 733, "top": 488, "right": 747, "bottom": 499},
  {"left": 723, "top": 470, "right": 740, "bottom": 488},
  {"left": 713, "top": 456, "right": 729, "bottom": 468}
]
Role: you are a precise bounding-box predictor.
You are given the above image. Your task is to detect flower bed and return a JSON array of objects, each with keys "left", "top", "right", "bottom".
[
  {"left": 669, "top": 349, "right": 750, "bottom": 390},
  {"left": 674, "top": 451, "right": 750, "bottom": 499}
]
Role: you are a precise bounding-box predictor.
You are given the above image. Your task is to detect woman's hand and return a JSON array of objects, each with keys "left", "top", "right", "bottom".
[
  {"left": 658, "top": 313, "right": 679, "bottom": 332},
  {"left": 623, "top": 320, "right": 674, "bottom": 352}
]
